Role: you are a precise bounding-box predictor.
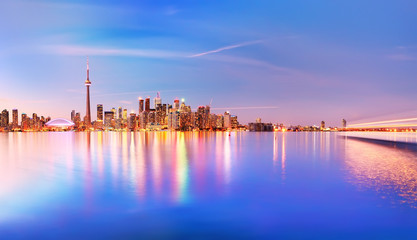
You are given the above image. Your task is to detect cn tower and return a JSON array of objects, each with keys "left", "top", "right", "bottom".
[{"left": 85, "top": 57, "right": 92, "bottom": 128}]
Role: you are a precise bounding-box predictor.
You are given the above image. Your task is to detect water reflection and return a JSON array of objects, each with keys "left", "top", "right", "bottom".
[{"left": 345, "top": 138, "right": 417, "bottom": 207}]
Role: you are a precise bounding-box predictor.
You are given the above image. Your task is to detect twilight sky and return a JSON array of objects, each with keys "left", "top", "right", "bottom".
[{"left": 0, "top": 0, "right": 416, "bottom": 126}]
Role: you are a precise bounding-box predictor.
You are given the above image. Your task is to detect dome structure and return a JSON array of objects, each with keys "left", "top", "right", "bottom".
[{"left": 45, "top": 118, "right": 75, "bottom": 128}]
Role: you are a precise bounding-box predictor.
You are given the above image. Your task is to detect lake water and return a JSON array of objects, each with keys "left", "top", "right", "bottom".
[{"left": 1, "top": 132, "right": 417, "bottom": 239}]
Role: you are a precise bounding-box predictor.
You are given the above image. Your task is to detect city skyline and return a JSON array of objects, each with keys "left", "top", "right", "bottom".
[{"left": 0, "top": 0, "right": 416, "bottom": 126}]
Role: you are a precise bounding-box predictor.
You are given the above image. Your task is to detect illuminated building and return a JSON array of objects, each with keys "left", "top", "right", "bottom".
[
  {"left": 21, "top": 113, "right": 28, "bottom": 130},
  {"left": 1, "top": 109, "right": 9, "bottom": 128},
  {"left": 128, "top": 112, "right": 136, "bottom": 130},
  {"left": 97, "top": 104, "right": 103, "bottom": 121},
  {"left": 74, "top": 112, "right": 81, "bottom": 128},
  {"left": 104, "top": 111, "right": 114, "bottom": 129},
  {"left": 145, "top": 97, "right": 150, "bottom": 112},
  {"left": 111, "top": 108, "right": 116, "bottom": 120},
  {"left": 249, "top": 118, "right": 273, "bottom": 131},
  {"left": 342, "top": 119, "right": 347, "bottom": 128},
  {"left": 12, "top": 109, "right": 18, "bottom": 129},
  {"left": 71, "top": 110, "right": 75, "bottom": 122},
  {"left": 321, "top": 121, "right": 325, "bottom": 130},
  {"left": 216, "top": 114, "right": 224, "bottom": 129},
  {"left": 123, "top": 109, "right": 127, "bottom": 121},
  {"left": 45, "top": 118, "right": 75, "bottom": 131},
  {"left": 139, "top": 112, "right": 148, "bottom": 129},
  {"left": 173, "top": 98, "right": 180, "bottom": 110},
  {"left": 85, "top": 57, "right": 92, "bottom": 128},
  {"left": 154, "top": 92, "right": 161, "bottom": 108},
  {"left": 168, "top": 111, "right": 180, "bottom": 130},
  {"left": 118, "top": 107, "right": 122, "bottom": 119},
  {"left": 231, "top": 115, "right": 238, "bottom": 129},
  {"left": 224, "top": 111, "right": 231, "bottom": 129},
  {"left": 139, "top": 97, "right": 144, "bottom": 113}
]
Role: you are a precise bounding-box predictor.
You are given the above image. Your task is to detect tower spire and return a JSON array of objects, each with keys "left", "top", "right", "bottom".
[
  {"left": 85, "top": 57, "right": 92, "bottom": 129},
  {"left": 87, "top": 56, "right": 90, "bottom": 81}
]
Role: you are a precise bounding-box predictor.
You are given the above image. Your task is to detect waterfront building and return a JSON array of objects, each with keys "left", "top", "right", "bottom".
[
  {"left": 12, "top": 109, "right": 18, "bottom": 129},
  {"left": 71, "top": 110, "right": 75, "bottom": 122},
  {"left": 321, "top": 121, "right": 325, "bottom": 130},
  {"left": 216, "top": 114, "right": 224, "bottom": 129},
  {"left": 145, "top": 97, "right": 150, "bottom": 112},
  {"left": 123, "top": 109, "right": 127, "bottom": 121},
  {"left": 128, "top": 112, "right": 136, "bottom": 130},
  {"left": 154, "top": 92, "right": 161, "bottom": 108},
  {"left": 249, "top": 118, "right": 273, "bottom": 132},
  {"left": 1, "top": 109, "right": 9, "bottom": 128},
  {"left": 168, "top": 111, "right": 180, "bottom": 130},
  {"left": 118, "top": 107, "right": 122, "bottom": 119},
  {"left": 85, "top": 58, "right": 92, "bottom": 128},
  {"left": 231, "top": 115, "right": 238, "bottom": 129},
  {"left": 139, "top": 97, "right": 144, "bottom": 113},
  {"left": 97, "top": 104, "right": 103, "bottom": 121},
  {"left": 342, "top": 119, "right": 347, "bottom": 128},
  {"left": 173, "top": 98, "right": 180, "bottom": 110},
  {"left": 104, "top": 111, "right": 114, "bottom": 129},
  {"left": 224, "top": 111, "right": 231, "bottom": 129}
]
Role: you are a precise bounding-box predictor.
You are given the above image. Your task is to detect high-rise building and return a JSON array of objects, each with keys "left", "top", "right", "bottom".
[
  {"left": 224, "top": 111, "right": 231, "bottom": 129},
  {"left": 97, "top": 104, "right": 103, "bottom": 121},
  {"left": 173, "top": 98, "right": 180, "bottom": 110},
  {"left": 123, "top": 109, "right": 128, "bottom": 121},
  {"left": 342, "top": 119, "right": 347, "bottom": 128},
  {"left": 128, "top": 112, "right": 136, "bottom": 130},
  {"left": 231, "top": 115, "right": 238, "bottom": 129},
  {"left": 21, "top": 113, "right": 28, "bottom": 130},
  {"left": 71, "top": 110, "right": 75, "bottom": 122},
  {"left": 104, "top": 111, "right": 114, "bottom": 129},
  {"left": 1, "top": 109, "right": 9, "bottom": 128},
  {"left": 85, "top": 57, "right": 92, "bottom": 128},
  {"left": 118, "top": 107, "right": 122, "bottom": 119},
  {"left": 111, "top": 108, "right": 117, "bottom": 120},
  {"left": 139, "top": 97, "right": 144, "bottom": 113},
  {"left": 145, "top": 97, "right": 150, "bottom": 112},
  {"left": 154, "top": 92, "right": 161, "bottom": 108},
  {"left": 12, "top": 109, "right": 18, "bottom": 129},
  {"left": 321, "top": 121, "right": 325, "bottom": 130}
]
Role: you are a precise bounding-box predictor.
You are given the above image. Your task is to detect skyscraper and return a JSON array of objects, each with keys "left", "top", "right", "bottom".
[
  {"left": 342, "top": 119, "right": 347, "bottom": 128},
  {"left": 173, "top": 98, "right": 180, "bottom": 110},
  {"left": 123, "top": 109, "right": 128, "bottom": 121},
  {"left": 1, "top": 109, "right": 9, "bottom": 128},
  {"left": 321, "top": 121, "right": 325, "bottom": 130},
  {"left": 12, "top": 109, "right": 18, "bottom": 129},
  {"left": 224, "top": 111, "right": 231, "bottom": 129},
  {"left": 85, "top": 57, "right": 92, "bottom": 128},
  {"left": 139, "top": 97, "right": 144, "bottom": 113},
  {"left": 118, "top": 107, "right": 122, "bottom": 119},
  {"left": 154, "top": 92, "right": 161, "bottom": 108},
  {"left": 71, "top": 110, "right": 75, "bottom": 122},
  {"left": 145, "top": 97, "right": 150, "bottom": 112},
  {"left": 97, "top": 104, "right": 103, "bottom": 121}
]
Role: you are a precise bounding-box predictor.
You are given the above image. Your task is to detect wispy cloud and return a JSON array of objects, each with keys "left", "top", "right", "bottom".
[
  {"left": 211, "top": 106, "right": 278, "bottom": 110},
  {"left": 44, "top": 45, "right": 188, "bottom": 58},
  {"left": 189, "top": 40, "right": 263, "bottom": 58},
  {"left": 387, "top": 54, "right": 416, "bottom": 61}
]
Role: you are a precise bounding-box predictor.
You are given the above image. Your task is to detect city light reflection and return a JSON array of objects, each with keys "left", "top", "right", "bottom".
[{"left": 345, "top": 138, "right": 417, "bottom": 207}]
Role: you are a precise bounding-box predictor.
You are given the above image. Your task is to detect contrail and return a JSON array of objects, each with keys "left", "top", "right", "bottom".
[{"left": 189, "top": 40, "right": 263, "bottom": 58}]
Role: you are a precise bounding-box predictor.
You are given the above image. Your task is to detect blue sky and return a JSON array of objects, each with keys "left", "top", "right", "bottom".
[{"left": 0, "top": 0, "right": 416, "bottom": 126}]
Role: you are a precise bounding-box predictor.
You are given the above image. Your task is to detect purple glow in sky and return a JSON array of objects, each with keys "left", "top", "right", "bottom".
[{"left": 0, "top": 0, "right": 416, "bottom": 126}]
